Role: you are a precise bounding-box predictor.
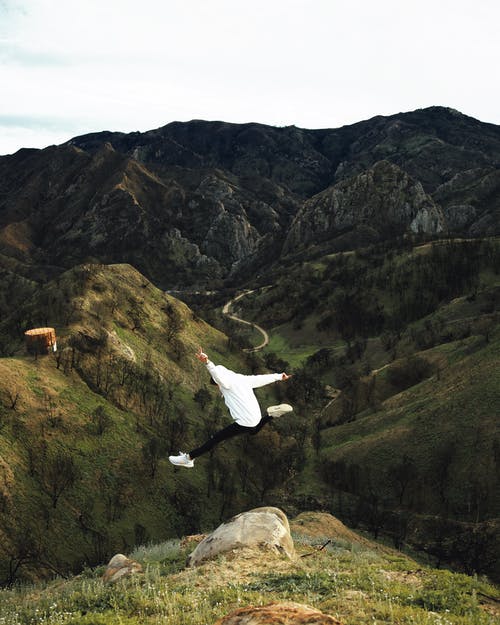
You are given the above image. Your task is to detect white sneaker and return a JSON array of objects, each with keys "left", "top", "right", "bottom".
[
  {"left": 169, "top": 452, "right": 194, "bottom": 468},
  {"left": 267, "top": 404, "right": 293, "bottom": 418}
]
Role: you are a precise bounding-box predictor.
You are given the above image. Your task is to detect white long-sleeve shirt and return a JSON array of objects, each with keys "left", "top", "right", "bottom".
[{"left": 206, "top": 360, "right": 283, "bottom": 427}]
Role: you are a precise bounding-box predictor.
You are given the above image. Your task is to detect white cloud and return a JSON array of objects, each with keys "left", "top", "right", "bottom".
[{"left": 1, "top": 0, "right": 499, "bottom": 154}]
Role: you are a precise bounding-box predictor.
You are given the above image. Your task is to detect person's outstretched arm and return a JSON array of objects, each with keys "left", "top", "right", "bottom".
[
  {"left": 247, "top": 371, "right": 291, "bottom": 388},
  {"left": 195, "top": 347, "right": 233, "bottom": 388}
]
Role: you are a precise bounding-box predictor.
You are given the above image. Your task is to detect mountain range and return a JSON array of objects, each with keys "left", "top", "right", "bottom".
[{"left": 1, "top": 106, "right": 499, "bottom": 289}]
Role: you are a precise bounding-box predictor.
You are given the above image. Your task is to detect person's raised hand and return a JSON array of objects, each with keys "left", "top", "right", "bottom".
[
  {"left": 196, "top": 346, "right": 209, "bottom": 363},
  {"left": 281, "top": 372, "right": 292, "bottom": 381}
]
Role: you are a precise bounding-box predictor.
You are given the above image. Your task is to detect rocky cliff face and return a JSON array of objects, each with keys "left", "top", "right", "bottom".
[
  {"left": 433, "top": 167, "right": 500, "bottom": 235},
  {"left": 284, "top": 161, "right": 445, "bottom": 253},
  {"left": 1, "top": 106, "right": 499, "bottom": 287},
  {"left": 0, "top": 141, "right": 298, "bottom": 287}
]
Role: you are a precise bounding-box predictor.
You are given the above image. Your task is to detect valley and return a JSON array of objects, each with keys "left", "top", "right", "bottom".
[{"left": 0, "top": 107, "right": 499, "bottom": 594}]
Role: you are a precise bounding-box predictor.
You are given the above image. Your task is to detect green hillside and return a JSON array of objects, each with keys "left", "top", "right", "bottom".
[
  {"left": 0, "top": 512, "right": 498, "bottom": 625},
  {"left": 0, "top": 264, "right": 292, "bottom": 584},
  {"left": 211, "top": 237, "right": 500, "bottom": 580}
]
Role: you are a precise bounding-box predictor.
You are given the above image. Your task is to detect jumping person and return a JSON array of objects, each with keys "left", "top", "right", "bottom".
[{"left": 168, "top": 347, "right": 293, "bottom": 468}]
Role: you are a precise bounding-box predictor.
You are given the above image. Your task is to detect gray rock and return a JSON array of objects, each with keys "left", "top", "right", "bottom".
[
  {"left": 441, "top": 204, "right": 478, "bottom": 231},
  {"left": 432, "top": 167, "right": 500, "bottom": 235},
  {"left": 102, "top": 553, "right": 142, "bottom": 583},
  {"left": 187, "top": 506, "right": 295, "bottom": 567}
]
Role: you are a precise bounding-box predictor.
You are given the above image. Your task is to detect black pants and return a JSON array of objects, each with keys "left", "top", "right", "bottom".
[{"left": 189, "top": 414, "right": 272, "bottom": 459}]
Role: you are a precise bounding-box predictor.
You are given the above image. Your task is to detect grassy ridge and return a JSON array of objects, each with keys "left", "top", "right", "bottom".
[{"left": 0, "top": 514, "right": 498, "bottom": 625}]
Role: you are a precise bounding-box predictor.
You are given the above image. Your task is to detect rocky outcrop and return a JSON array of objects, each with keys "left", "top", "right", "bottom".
[
  {"left": 102, "top": 554, "right": 142, "bottom": 583},
  {"left": 433, "top": 167, "right": 500, "bottom": 235},
  {"left": 214, "top": 602, "right": 343, "bottom": 625},
  {"left": 187, "top": 507, "right": 295, "bottom": 567},
  {"left": 284, "top": 161, "right": 445, "bottom": 252}
]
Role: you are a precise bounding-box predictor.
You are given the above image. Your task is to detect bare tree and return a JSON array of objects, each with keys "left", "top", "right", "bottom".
[
  {"left": 90, "top": 405, "right": 112, "bottom": 435},
  {"left": 41, "top": 447, "right": 79, "bottom": 508},
  {"left": 142, "top": 436, "right": 162, "bottom": 478},
  {"left": 387, "top": 455, "right": 418, "bottom": 506},
  {"left": 163, "top": 301, "right": 184, "bottom": 342}
]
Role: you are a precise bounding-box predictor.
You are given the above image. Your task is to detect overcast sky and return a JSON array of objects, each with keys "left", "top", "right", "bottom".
[{"left": 1, "top": 0, "right": 499, "bottom": 155}]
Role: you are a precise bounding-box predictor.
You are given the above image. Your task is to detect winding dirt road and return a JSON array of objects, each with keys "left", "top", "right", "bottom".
[{"left": 222, "top": 290, "right": 269, "bottom": 352}]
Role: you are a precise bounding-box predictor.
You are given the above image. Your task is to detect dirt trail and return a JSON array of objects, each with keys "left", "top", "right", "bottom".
[{"left": 222, "top": 290, "right": 269, "bottom": 352}]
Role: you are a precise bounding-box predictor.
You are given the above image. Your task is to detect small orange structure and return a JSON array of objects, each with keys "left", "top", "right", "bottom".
[{"left": 24, "top": 327, "right": 57, "bottom": 355}]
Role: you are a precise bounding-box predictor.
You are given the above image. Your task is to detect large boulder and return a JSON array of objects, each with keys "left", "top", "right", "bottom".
[
  {"left": 214, "top": 602, "right": 343, "bottom": 624},
  {"left": 187, "top": 507, "right": 294, "bottom": 567}
]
